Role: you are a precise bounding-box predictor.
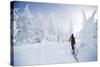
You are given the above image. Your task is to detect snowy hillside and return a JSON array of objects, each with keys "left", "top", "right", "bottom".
[{"left": 11, "top": 2, "right": 97, "bottom": 66}]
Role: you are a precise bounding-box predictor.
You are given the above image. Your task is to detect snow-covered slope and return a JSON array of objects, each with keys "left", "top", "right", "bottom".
[
  {"left": 14, "top": 40, "right": 97, "bottom": 66},
  {"left": 14, "top": 41, "right": 77, "bottom": 65}
]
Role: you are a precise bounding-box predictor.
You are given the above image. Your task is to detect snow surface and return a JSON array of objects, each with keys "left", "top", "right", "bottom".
[
  {"left": 14, "top": 41, "right": 76, "bottom": 65},
  {"left": 13, "top": 40, "right": 97, "bottom": 66}
]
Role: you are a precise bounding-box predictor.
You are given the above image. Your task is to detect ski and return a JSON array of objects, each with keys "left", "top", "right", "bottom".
[{"left": 72, "top": 53, "right": 78, "bottom": 62}]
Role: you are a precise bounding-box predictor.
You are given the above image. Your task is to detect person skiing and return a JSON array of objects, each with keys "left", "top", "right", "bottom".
[{"left": 69, "top": 34, "right": 76, "bottom": 54}]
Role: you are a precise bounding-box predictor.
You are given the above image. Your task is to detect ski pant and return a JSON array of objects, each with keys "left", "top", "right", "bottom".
[{"left": 71, "top": 44, "right": 75, "bottom": 53}]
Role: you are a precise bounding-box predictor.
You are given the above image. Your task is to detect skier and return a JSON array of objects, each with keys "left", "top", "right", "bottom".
[{"left": 69, "top": 34, "right": 76, "bottom": 54}]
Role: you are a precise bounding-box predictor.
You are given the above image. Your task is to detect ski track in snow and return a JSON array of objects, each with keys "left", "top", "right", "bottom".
[
  {"left": 14, "top": 41, "right": 77, "bottom": 66},
  {"left": 14, "top": 41, "right": 97, "bottom": 66}
]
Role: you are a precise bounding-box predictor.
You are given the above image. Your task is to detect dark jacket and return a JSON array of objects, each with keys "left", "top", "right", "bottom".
[{"left": 69, "top": 36, "right": 76, "bottom": 45}]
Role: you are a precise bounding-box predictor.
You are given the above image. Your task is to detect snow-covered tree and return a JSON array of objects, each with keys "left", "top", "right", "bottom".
[
  {"left": 79, "top": 10, "right": 97, "bottom": 48},
  {"left": 13, "top": 4, "right": 74, "bottom": 46},
  {"left": 14, "top": 4, "right": 45, "bottom": 46}
]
